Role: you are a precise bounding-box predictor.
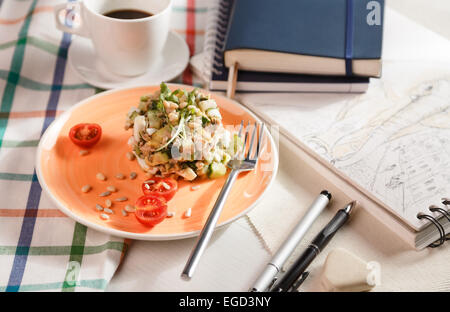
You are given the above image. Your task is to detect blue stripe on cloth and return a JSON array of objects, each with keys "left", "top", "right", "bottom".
[
  {"left": 42, "top": 32, "right": 71, "bottom": 131},
  {"left": 6, "top": 25, "right": 73, "bottom": 293},
  {"left": 5, "top": 174, "right": 40, "bottom": 292},
  {"left": 345, "top": 0, "right": 354, "bottom": 76}
]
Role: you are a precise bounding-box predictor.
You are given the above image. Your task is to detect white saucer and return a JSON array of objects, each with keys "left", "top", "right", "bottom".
[{"left": 68, "top": 31, "right": 190, "bottom": 89}]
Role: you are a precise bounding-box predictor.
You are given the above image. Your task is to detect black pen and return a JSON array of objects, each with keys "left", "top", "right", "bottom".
[{"left": 271, "top": 201, "right": 356, "bottom": 292}]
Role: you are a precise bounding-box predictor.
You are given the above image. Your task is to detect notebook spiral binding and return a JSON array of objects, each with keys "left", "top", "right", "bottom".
[
  {"left": 416, "top": 198, "right": 450, "bottom": 248},
  {"left": 202, "top": 0, "right": 233, "bottom": 81}
]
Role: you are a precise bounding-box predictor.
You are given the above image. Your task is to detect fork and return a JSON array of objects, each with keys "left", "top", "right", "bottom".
[{"left": 181, "top": 121, "right": 265, "bottom": 279}]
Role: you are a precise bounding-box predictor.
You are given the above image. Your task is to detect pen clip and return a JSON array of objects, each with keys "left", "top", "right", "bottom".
[
  {"left": 290, "top": 271, "right": 310, "bottom": 292},
  {"left": 268, "top": 276, "right": 278, "bottom": 291}
]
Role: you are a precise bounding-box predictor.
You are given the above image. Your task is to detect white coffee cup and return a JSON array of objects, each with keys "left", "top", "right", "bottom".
[{"left": 54, "top": 0, "right": 172, "bottom": 76}]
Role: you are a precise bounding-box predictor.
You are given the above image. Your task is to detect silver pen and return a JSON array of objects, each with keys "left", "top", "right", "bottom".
[{"left": 249, "top": 190, "right": 332, "bottom": 292}]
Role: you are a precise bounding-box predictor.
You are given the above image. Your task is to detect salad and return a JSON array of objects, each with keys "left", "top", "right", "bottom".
[{"left": 125, "top": 83, "right": 242, "bottom": 181}]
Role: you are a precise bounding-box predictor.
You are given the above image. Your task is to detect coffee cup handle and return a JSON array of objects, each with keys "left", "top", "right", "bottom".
[{"left": 54, "top": 2, "right": 89, "bottom": 37}]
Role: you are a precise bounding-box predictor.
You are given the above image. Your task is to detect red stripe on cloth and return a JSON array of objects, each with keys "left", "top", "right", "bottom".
[
  {"left": 6, "top": 110, "right": 63, "bottom": 119},
  {"left": 0, "top": 209, "right": 67, "bottom": 218},
  {"left": 182, "top": 0, "right": 196, "bottom": 85},
  {"left": 174, "top": 28, "right": 204, "bottom": 35},
  {"left": 119, "top": 238, "right": 132, "bottom": 265},
  {"left": 0, "top": 6, "right": 54, "bottom": 25}
]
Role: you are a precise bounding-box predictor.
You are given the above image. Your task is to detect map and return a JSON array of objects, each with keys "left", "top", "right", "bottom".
[{"left": 268, "top": 78, "right": 450, "bottom": 230}]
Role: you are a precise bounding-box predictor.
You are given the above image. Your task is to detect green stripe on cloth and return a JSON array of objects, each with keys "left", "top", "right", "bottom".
[
  {"left": 78, "top": 278, "right": 109, "bottom": 290},
  {"left": 0, "top": 36, "right": 60, "bottom": 55},
  {"left": 0, "top": 241, "right": 126, "bottom": 255},
  {"left": 62, "top": 222, "right": 87, "bottom": 291},
  {"left": 1, "top": 140, "right": 39, "bottom": 147},
  {"left": 95, "top": 87, "right": 105, "bottom": 94},
  {"left": 0, "top": 278, "right": 108, "bottom": 292},
  {"left": 0, "top": 172, "right": 35, "bottom": 181},
  {"left": 0, "top": 70, "right": 91, "bottom": 91},
  {"left": 0, "top": 0, "right": 36, "bottom": 150}
]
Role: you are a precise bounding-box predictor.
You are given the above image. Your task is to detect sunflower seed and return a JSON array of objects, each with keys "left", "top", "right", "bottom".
[
  {"left": 166, "top": 211, "right": 175, "bottom": 218},
  {"left": 81, "top": 185, "right": 92, "bottom": 193},
  {"left": 144, "top": 180, "right": 155, "bottom": 184},
  {"left": 105, "top": 199, "right": 112, "bottom": 208},
  {"left": 95, "top": 204, "right": 103, "bottom": 211},
  {"left": 121, "top": 209, "right": 128, "bottom": 216},
  {"left": 126, "top": 152, "right": 135, "bottom": 161},
  {"left": 191, "top": 185, "right": 200, "bottom": 191},
  {"left": 130, "top": 172, "right": 137, "bottom": 180},
  {"left": 115, "top": 173, "right": 125, "bottom": 180},
  {"left": 115, "top": 197, "right": 128, "bottom": 202},
  {"left": 124, "top": 205, "right": 135, "bottom": 212},
  {"left": 161, "top": 182, "right": 171, "bottom": 190},
  {"left": 184, "top": 208, "right": 192, "bottom": 218},
  {"left": 100, "top": 213, "right": 110, "bottom": 220},
  {"left": 96, "top": 173, "right": 106, "bottom": 181},
  {"left": 79, "top": 150, "right": 89, "bottom": 156},
  {"left": 106, "top": 186, "right": 117, "bottom": 193},
  {"left": 104, "top": 208, "right": 114, "bottom": 214},
  {"left": 99, "top": 191, "right": 111, "bottom": 197}
]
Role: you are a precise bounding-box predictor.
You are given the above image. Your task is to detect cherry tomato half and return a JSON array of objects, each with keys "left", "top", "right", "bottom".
[
  {"left": 134, "top": 195, "right": 168, "bottom": 227},
  {"left": 69, "top": 123, "right": 102, "bottom": 148},
  {"left": 142, "top": 177, "right": 178, "bottom": 201}
]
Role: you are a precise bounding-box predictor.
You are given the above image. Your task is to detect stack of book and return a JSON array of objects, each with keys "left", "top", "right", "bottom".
[{"left": 190, "top": 0, "right": 384, "bottom": 94}]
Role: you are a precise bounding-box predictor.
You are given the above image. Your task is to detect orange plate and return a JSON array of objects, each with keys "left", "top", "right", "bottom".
[{"left": 36, "top": 84, "right": 278, "bottom": 240}]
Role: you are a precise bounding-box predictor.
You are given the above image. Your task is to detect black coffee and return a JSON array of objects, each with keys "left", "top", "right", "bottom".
[{"left": 104, "top": 9, "right": 153, "bottom": 20}]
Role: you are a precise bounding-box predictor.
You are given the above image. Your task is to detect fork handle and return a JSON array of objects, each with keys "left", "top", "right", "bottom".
[{"left": 181, "top": 169, "right": 240, "bottom": 279}]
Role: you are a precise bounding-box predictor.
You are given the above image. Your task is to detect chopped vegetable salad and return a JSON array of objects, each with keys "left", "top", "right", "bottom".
[{"left": 125, "top": 83, "right": 242, "bottom": 181}]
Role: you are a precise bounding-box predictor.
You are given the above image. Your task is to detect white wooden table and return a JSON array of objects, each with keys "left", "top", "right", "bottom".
[{"left": 107, "top": 218, "right": 270, "bottom": 291}]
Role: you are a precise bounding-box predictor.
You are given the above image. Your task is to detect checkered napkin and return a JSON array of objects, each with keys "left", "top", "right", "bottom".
[{"left": 0, "top": 0, "right": 207, "bottom": 292}]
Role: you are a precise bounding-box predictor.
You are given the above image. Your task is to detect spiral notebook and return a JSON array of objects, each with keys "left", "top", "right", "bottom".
[
  {"left": 241, "top": 76, "right": 450, "bottom": 250},
  {"left": 197, "top": 0, "right": 370, "bottom": 93}
]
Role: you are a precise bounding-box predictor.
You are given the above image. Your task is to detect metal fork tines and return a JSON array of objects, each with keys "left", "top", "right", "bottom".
[{"left": 181, "top": 121, "right": 265, "bottom": 279}]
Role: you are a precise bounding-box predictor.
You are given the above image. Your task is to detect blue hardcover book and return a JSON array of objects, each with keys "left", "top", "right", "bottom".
[
  {"left": 224, "top": 0, "right": 384, "bottom": 77},
  {"left": 199, "top": 0, "right": 370, "bottom": 93}
]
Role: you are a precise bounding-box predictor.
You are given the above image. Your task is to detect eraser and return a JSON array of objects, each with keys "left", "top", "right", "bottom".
[{"left": 320, "top": 248, "right": 377, "bottom": 292}]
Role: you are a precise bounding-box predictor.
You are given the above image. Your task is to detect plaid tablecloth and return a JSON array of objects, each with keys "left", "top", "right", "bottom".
[{"left": 0, "top": 0, "right": 207, "bottom": 291}]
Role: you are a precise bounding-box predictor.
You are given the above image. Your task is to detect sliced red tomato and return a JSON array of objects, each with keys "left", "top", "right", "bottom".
[
  {"left": 134, "top": 195, "right": 168, "bottom": 227},
  {"left": 142, "top": 177, "right": 178, "bottom": 201},
  {"left": 69, "top": 123, "right": 102, "bottom": 148}
]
